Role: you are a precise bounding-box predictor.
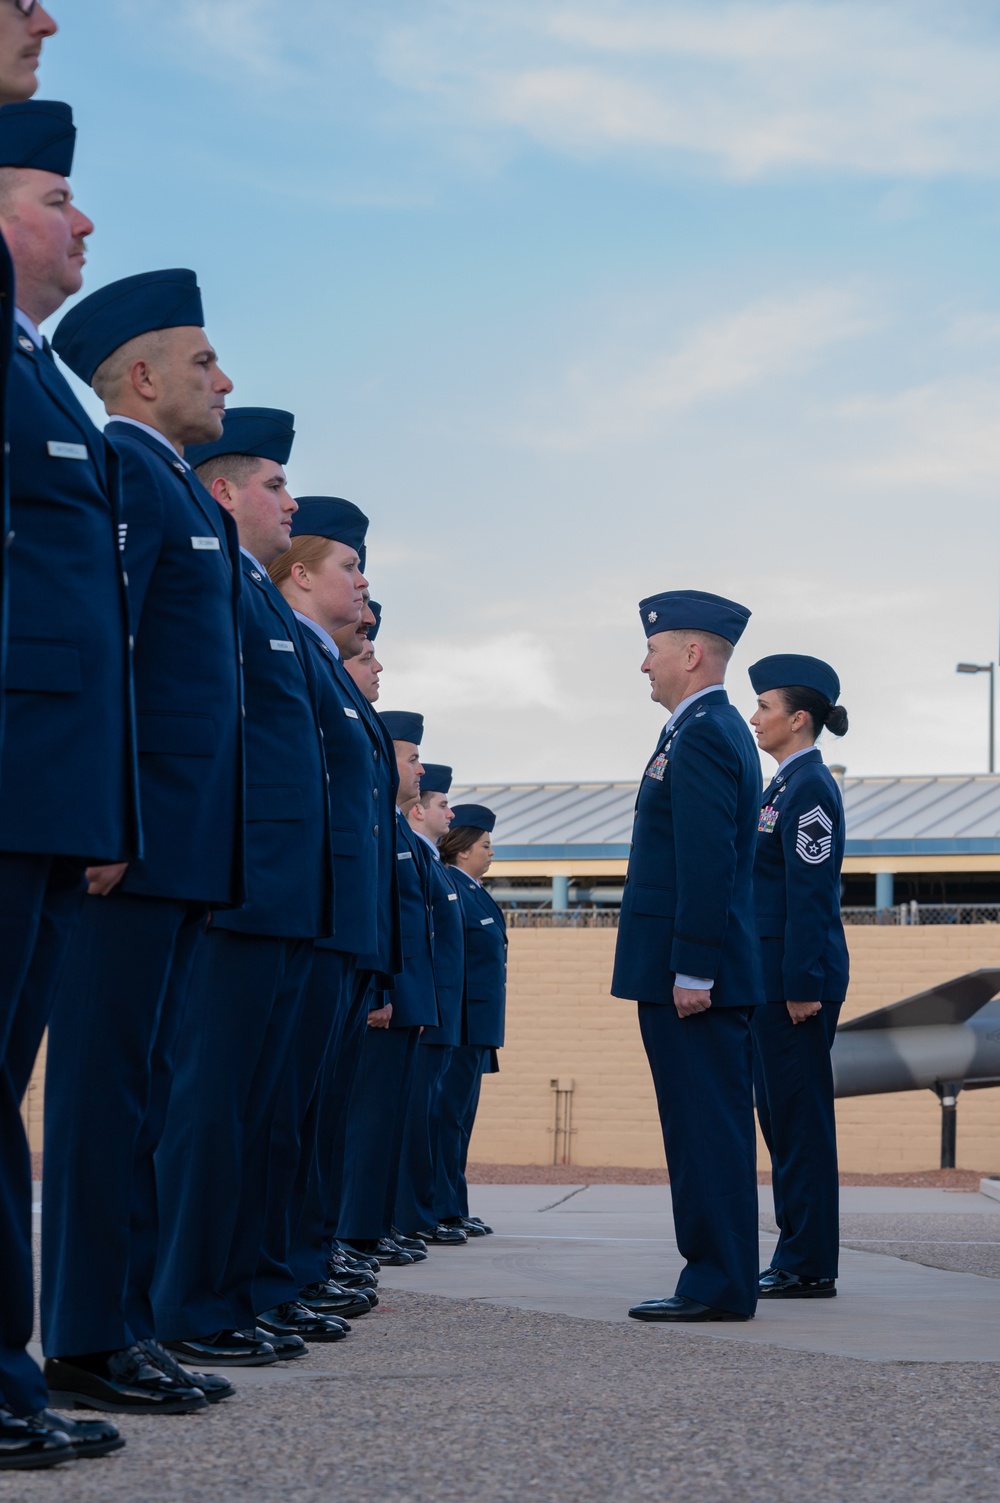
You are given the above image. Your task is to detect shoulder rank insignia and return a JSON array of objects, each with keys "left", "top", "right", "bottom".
[
  {"left": 758, "top": 805, "right": 779, "bottom": 834},
  {"left": 645, "top": 751, "right": 668, "bottom": 782},
  {"left": 796, "top": 805, "right": 834, "bottom": 864}
]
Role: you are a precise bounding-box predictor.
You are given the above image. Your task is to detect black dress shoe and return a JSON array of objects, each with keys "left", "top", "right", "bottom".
[
  {"left": 458, "top": 1217, "right": 489, "bottom": 1237},
  {"left": 759, "top": 1269, "right": 837, "bottom": 1299},
  {"left": 326, "top": 1258, "right": 378, "bottom": 1291},
  {"left": 257, "top": 1302, "right": 349, "bottom": 1342},
  {"left": 348, "top": 1237, "right": 413, "bottom": 1267},
  {"left": 466, "top": 1216, "right": 494, "bottom": 1235},
  {"left": 298, "top": 1281, "right": 373, "bottom": 1318},
  {"left": 162, "top": 1330, "right": 278, "bottom": 1367},
  {"left": 34, "top": 1409, "right": 125, "bottom": 1460},
  {"left": 141, "top": 1340, "right": 235, "bottom": 1404},
  {"left": 418, "top": 1223, "right": 467, "bottom": 1246},
  {"left": 627, "top": 1296, "right": 752, "bottom": 1323},
  {"left": 391, "top": 1229, "right": 428, "bottom": 1253},
  {"left": 336, "top": 1241, "right": 382, "bottom": 1273},
  {"left": 44, "top": 1347, "right": 208, "bottom": 1413},
  {"left": 0, "top": 1408, "right": 75, "bottom": 1471},
  {"left": 252, "top": 1327, "right": 307, "bottom": 1360}
]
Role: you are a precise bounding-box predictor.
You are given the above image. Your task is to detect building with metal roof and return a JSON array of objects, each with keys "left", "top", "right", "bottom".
[{"left": 450, "top": 773, "right": 1000, "bottom": 910}]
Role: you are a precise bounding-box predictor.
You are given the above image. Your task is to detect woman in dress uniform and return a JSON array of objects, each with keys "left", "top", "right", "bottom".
[
  {"left": 747, "top": 655, "right": 849, "bottom": 1300},
  {"left": 434, "top": 805, "right": 507, "bottom": 1235}
]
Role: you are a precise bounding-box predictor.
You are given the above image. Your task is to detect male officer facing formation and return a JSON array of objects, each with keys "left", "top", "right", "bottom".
[{"left": 614, "top": 590, "right": 764, "bottom": 1324}]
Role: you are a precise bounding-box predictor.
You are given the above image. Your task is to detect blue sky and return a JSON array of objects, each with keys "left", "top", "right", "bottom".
[{"left": 39, "top": 1, "right": 1000, "bottom": 781}]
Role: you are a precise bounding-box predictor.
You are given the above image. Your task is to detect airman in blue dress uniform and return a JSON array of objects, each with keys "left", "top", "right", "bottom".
[
  {"left": 260, "top": 493, "right": 396, "bottom": 1328},
  {"left": 435, "top": 803, "right": 506, "bottom": 1236},
  {"left": 613, "top": 590, "right": 764, "bottom": 1323},
  {"left": 151, "top": 408, "right": 335, "bottom": 1365},
  {"left": 39, "top": 269, "right": 245, "bottom": 1413},
  {"left": 0, "top": 100, "right": 139, "bottom": 1452},
  {"left": 395, "top": 764, "right": 470, "bottom": 1243},
  {"left": 339, "top": 710, "right": 440, "bottom": 1261},
  {"left": 748, "top": 654, "right": 849, "bottom": 1299}
]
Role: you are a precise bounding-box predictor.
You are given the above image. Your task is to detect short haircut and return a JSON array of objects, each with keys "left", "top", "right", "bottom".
[
  {"left": 268, "top": 532, "right": 336, "bottom": 589},
  {"left": 91, "top": 329, "right": 172, "bottom": 406},
  {"left": 0, "top": 167, "right": 20, "bottom": 217},
  {"left": 194, "top": 452, "right": 266, "bottom": 492},
  {"left": 665, "top": 628, "right": 734, "bottom": 667}
]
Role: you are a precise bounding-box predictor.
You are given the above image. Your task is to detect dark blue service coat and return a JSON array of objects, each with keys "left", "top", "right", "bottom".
[
  {"left": 388, "top": 811, "right": 439, "bottom": 1029},
  {"left": 451, "top": 867, "right": 506, "bottom": 1048},
  {"left": 0, "top": 335, "right": 138, "bottom": 861},
  {"left": 212, "top": 556, "right": 333, "bottom": 940},
  {"left": 420, "top": 851, "right": 465, "bottom": 1046},
  {"left": 753, "top": 748, "right": 848, "bottom": 1003},
  {"left": 0, "top": 238, "right": 14, "bottom": 759},
  {"left": 106, "top": 422, "right": 244, "bottom": 905},
  {"left": 611, "top": 690, "right": 763, "bottom": 1008}
]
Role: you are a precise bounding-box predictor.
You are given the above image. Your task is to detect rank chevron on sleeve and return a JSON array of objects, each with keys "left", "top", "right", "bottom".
[{"left": 795, "top": 804, "right": 834, "bottom": 864}]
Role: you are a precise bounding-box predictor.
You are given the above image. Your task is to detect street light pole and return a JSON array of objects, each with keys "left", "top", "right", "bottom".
[{"left": 956, "top": 662, "right": 996, "bottom": 773}]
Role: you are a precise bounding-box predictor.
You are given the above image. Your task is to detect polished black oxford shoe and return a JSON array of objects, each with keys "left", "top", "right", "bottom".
[
  {"left": 298, "top": 1281, "right": 374, "bottom": 1318},
  {"left": 334, "top": 1240, "right": 382, "bottom": 1274},
  {"left": 391, "top": 1229, "right": 428, "bottom": 1253},
  {"left": 257, "top": 1302, "right": 349, "bottom": 1342},
  {"left": 327, "top": 1257, "right": 378, "bottom": 1291},
  {"left": 252, "top": 1327, "right": 308, "bottom": 1360},
  {"left": 0, "top": 1408, "right": 75, "bottom": 1471},
  {"left": 345, "top": 1237, "right": 413, "bottom": 1267},
  {"left": 758, "top": 1269, "right": 836, "bottom": 1299},
  {"left": 141, "top": 1340, "right": 235, "bottom": 1403},
  {"left": 458, "top": 1217, "right": 490, "bottom": 1237},
  {"left": 44, "top": 1347, "right": 208, "bottom": 1412},
  {"left": 466, "top": 1216, "right": 494, "bottom": 1235},
  {"left": 627, "top": 1296, "right": 752, "bottom": 1323},
  {"left": 163, "top": 1330, "right": 278, "bottom": 1367},
  {"left": 418, "top": 1223, "right": 467, "bottom": 1246},
  {"left": 34, "top": 1408, "right": 125, "bottom": 1459}
]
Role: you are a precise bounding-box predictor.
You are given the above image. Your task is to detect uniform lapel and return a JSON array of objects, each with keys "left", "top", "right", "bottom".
[{"left": 29, "top": 345, "right": 109, "bottom": 487}]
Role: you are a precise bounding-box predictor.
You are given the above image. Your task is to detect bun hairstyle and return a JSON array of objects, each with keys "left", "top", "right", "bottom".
[{"left": 778, "top": 685, "right": 849, "bottom": 739}]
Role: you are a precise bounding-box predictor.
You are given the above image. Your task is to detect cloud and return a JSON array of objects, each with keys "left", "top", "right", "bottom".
[
  {"left": 381, "top": 631, "right": 569, "bottom": 713},
  {"left": 840, "top": 378, "right": 1000, "bottom": 489},
  {"left": 169, "top": 0, "right": 291, "bottom": 79},
  {"left": 514, "top": 287, "right": 871, "bottom": 448},
  {"left": 378, "top": 0, "right": 1000, "bottom": 179}
]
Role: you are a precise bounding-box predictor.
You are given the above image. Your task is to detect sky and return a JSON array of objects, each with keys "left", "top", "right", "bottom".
[{"left": 37, "top": 0, "right": 1000, "bottom": 782}]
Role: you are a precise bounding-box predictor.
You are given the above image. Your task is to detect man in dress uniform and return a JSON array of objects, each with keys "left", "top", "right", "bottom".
[
  {"left": 0, "top": 3, "right": 57, "bottom": 772},
  {"left": 151, "top": 411, "right": 337, "bottom": 1363},
  {"left": 613, "top": 589, "right": 764, "bottom": 1323},
  {"left": 38, "top": 271, "right": 245, "bottom": 1414},
  {"left": 0, "top": 99, "right": 136, "bottom": 1467},
  {"left": 395, "top": 765, "right": 470, "bottom": 1244},
  {"left": 338, "top": 710, "right": 440, "bottom": 1263}
]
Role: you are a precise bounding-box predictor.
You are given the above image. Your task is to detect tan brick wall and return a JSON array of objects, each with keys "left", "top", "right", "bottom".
[
  {"left": 21, "top": 924, "right": 1000, "bottom": 1174},
  {"left": 469, "top": 925, "right": 1000, "bottom": 1174}
]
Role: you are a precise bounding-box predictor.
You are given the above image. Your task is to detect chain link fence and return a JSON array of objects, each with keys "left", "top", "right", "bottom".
[{"left": 500, "top": 904, "right": 1000, "bottom": 928}]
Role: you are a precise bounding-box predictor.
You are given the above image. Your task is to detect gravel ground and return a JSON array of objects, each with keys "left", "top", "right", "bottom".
[
  {"left": 469, "top": 1164, "right": 992, "bottom": 1189},
  {"left": 2, "top": 1291, "right": 997, "bottom": 1503},
  {"left": 836, "top": 1213, "right": 1000, "bottom": 1280}
]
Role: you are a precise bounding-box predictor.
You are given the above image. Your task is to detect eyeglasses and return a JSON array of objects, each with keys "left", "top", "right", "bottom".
[{"left": 11, "top": 1, "right": 43, "bottom": 15}]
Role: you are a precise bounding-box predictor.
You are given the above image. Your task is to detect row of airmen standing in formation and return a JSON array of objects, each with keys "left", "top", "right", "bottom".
[{"left": 0, "top": 81, "right": 509, "bottom": 1473}]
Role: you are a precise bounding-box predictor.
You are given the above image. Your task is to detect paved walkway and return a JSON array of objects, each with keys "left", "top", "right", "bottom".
[{"left": 8, "top": 1185, "right": 997, "bottom": 1503}]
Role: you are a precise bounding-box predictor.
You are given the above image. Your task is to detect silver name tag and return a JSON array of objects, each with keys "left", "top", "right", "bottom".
[
  {"left": 481, "top": 917, "right": 495, "bottom": 925},
  {"left": 269, "top": 639, "right": 295, "bottom": 653},
  {"left": 344, "top": 707, "right": 358, "bottom": 719},
  {"left": 47, "top": 441, "right": 88, "bottom": 461},
  {"left": 191, "top": 536, "right": 221, "bottom": 551},
  {"left": 447, "top": 892, "right": 458, "bottom": 901},
  {"left": 397, "top": 850, "right": 412, "bottom": 861}
]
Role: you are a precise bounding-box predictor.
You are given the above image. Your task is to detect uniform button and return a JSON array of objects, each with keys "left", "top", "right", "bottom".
[
  {"left": 242, "top": 706, "right": 246, "bottom": 718},
  {"left": 373, "top": 825, "right": 379, "bottom": 836},
  {"left": 122, "top": 571, "right": 129, "bottom": 587},
  {"left": 239, "top": 653, "right": 244, "bottom": 666},
  {"left": 372, "top": 788, "right": 378, "bottom": 799},
  {"left": 326, "top": 774, "right": 331, "bottom": 784},
  {"left": 319, "top": 729, "right": 325, "bottom": 740},
  {"left": 5, "top": 529, "right": 13, "bottom": 549},
  {"left": 128, "top": 634, "right": 134, "bottom": 650}
]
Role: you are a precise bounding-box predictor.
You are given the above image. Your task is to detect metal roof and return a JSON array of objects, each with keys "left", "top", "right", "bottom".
[{"left": 449, "top": 775, "right": 1000, "bottom": 860}]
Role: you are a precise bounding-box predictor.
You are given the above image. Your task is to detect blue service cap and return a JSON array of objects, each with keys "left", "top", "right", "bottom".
[
  {"left": 420, "top": 764, "right": 453, "bottom": 795},
  {"left": 53, "top": 268, "right": 205, "bottom": 384},
  {"left": 0, "top": 100, "right": 75, "bottom": 176},
  {"left": 639, "top": 589, "right": 750, "bottom": 646},
  {"left": 186, "top": 407, "right": 295, "bottom": 468},
  {"left": 450, "top": 804, "right": 496, "bottom": 833},
  {"left": 367, "top": 601, "right": 381, "bottom": 642},
  {"left": 748, "top": 654, "right": 840, "bottom": 705},
  {"left": 290, "top": 498, "right": 369, "bottom": 575},
  {"left": 381, "top": 710, "right": 423, "bottom": 746}
]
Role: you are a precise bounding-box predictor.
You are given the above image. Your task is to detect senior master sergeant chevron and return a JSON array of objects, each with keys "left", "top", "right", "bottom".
[{"left": 612, "top": 589, "right": 764, "bottom": 1323}]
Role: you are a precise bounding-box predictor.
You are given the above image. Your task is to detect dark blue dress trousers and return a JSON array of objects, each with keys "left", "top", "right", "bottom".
[
  {"left": 434, "top": 1044, "right": 488, "bottom": 1223},
  {"left": 639, "top": 1002, "right": 759, "bottom": 1317}
]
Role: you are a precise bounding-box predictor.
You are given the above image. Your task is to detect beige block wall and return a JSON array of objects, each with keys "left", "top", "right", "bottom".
[
  {"left": 21, "top": 923, "right": 1000, "bottom": 1174},
  {"left": 469, "top": 925, "right": 1000, "bottom": 1174}
]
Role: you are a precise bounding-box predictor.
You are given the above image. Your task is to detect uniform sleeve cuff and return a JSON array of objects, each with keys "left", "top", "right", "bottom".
[{"left": 674, "top": 973, "right": 714, "bottom": 990}]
